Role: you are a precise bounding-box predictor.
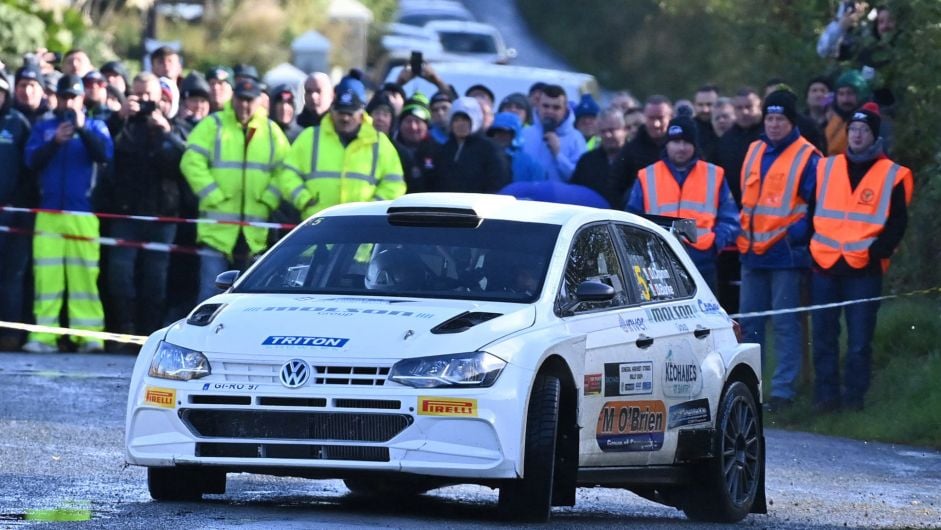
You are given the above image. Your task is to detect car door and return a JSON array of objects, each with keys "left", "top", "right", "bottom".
[
  {"left": 593, "top": 223, "right": 709, "bottom": 466},
  {"left": 557, "top": 223, "right": 658, "bottom": 467}
]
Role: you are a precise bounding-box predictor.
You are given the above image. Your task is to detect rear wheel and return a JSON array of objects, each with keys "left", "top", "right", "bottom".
[
  {"left": 147, "top": 467, "right": 226, "bottom": 501},
  {"left": 683, "top": 381, "right": 762, "bottom": 522},
  {"left": 498, "top": 374, "right": 560, "bottom": 522}
]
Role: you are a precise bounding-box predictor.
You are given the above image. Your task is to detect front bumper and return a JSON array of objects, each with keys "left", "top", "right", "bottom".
[{"left": 125, "top": 363, "right": 529, "bottom": 480}]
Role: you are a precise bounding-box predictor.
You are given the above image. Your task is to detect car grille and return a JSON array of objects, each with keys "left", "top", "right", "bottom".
[
  {"left": 180, "top": 409, "right": 412, "bottom": 442},
  {"left": 196, "top": 442, "right": 389, "bottom": 462},
  {"left": 217, "top": 361, "right": 390, "bottom": 386}
]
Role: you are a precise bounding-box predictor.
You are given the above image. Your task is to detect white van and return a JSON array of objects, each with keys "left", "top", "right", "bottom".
[{"left": 385, "top": 61, "right": 599, "bottom": 104}]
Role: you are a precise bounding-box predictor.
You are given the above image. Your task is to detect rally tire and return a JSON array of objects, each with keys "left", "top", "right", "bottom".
[
  {"left": 683, "top": 381, "right": 763, "bottom": 522},
  {"left": 498, "top": 374, "right": 560, "bottom": 522},
  {"left": 147, "top": 467, "right": 224, "bottom": 501}
]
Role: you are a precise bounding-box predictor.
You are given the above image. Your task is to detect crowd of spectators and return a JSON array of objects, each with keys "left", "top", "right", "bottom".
[{"left": 0, "top": 4, "right": 910, "bottom": 411}]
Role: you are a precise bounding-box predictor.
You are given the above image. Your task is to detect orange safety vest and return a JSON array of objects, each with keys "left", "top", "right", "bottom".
[
  {"left": 637, "top": 160, "right": 723, "bottom": 251},
  {"left": 737, "top": 137, "right": 818, "bottom": 255},
  {"left": 810, "top": 155, "right": 912, "bottom": 271}
]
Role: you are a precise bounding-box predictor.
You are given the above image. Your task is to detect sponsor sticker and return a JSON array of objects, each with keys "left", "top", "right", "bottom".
[
  {"left": 144, "top": 386, "right": 176, "bottom": 408},
  {"left": 244, "top": 306, "right": 434, "bottom": 319},
  {"left": 262, "top": 336, "right": 349, "bottom": 347},
  {"left": 618, "top": 313, "right": 647, "bottom": 333},
  {"left": 663, "top": 342, "right": 703, "bottom": 398},
  {"left": 417, "top": 397, "right": 477, "bottom": 417},
  {"left": 584, "top": 373, "right": 602, "bottom": 396},
  {"left": 202, "top": 383, "right": 260, "bottom": 391},
  {"left": 645, "top": 304, "right": 696, "bottom": 323},
  {"left": 697, "top": 299, "right": 723, "bottom": 314},
  {"left": 596, "top": 400, "right": 666, "bottom": 452},
  {"left": 668, "top": 398, "right": 711, "bottom": 429},
  {"left": 604, "top": 362, "right": 653, "bottom": 396}
]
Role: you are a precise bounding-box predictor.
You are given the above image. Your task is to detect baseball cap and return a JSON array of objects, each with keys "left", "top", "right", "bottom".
[
  {"left": 57, "top": 74, "right": 85, "bottom": 97},
  {"left": 205, "top": 66, "right": 233, "bottom": 85},
  {"left": 83, "top": 70, "right": 106, "bottom": 84},
  {"left": 233, "top": 78, "right": 262, "bottom": 99}
]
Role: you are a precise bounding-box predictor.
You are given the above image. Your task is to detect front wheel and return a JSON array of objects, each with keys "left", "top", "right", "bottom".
[
  {"left": 498, "top": 374, "right": 560, "bottom": 522},
  {"left": 683, "top": 381, "right": 763, "bottom": 522}
]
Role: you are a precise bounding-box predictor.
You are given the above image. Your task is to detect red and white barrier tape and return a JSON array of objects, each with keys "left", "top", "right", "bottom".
[
  {"left": 0, "top": 205, "right": 297, "bottom": 230},
  {"left": 0, "top": 224, "right": 222, "bottom": 257}
]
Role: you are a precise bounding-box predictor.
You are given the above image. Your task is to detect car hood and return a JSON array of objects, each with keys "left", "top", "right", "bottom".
[{"left": 163, "top": 294, "right": 536, "bottom": 359}]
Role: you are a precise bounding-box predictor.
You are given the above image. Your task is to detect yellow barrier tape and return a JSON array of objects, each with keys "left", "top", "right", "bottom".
[{"left": 0, "top": 320, "right": 147, "bottom": 345}]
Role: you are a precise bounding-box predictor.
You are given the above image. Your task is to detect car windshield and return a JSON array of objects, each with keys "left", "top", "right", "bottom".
[
  {"left": 438, "top": 32, "right": 498, "bottom": 54},
  {"left": 236, "top": 215, "right": 560, "bottom": 303},
  {"left": 398, "top": 13, "right": 470, "bottom": 26}
]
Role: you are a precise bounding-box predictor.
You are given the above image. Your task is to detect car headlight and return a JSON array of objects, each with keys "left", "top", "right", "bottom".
[
  {"left": 390, "top": 352, "right": 506, "bottom": 388},
  {"left": 148, "top": 341, "right": 211, "bottom": 381}
]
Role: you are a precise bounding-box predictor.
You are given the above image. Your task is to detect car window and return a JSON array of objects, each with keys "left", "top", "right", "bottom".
[
  {"left": 236, "top": 216, "right": 559, "bottom": 303},
  {"left": 438, "top": 32, "right": 498, "bottom": 54},
  {"left": 561, "top": 224, "right": 630, "bottom": 312},
  {"left": 613, "top": 224, "right": 696, "bottom": 303}
]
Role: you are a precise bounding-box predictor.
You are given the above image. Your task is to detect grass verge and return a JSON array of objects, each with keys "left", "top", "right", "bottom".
[{"left": 763, "top": 297, "right": 941, "bottom": 449}]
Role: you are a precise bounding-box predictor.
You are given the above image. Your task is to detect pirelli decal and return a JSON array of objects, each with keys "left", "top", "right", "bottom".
[
  {"left": 596, "top": 400, "right": 666, "bottom": 452},
  {"left": 417, "top": 397, "right": 477, "bottom": 417},
  {"left": 144, "top": 386, "right": 176, "bottom": 408}
]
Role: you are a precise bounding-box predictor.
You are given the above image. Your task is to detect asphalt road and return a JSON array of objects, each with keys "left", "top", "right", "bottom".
[
  {"left": 0, "top": 351, "right": 939, "bottom": 529},
  {"left": 459, "top": 0, "right": 573, "bottom": 71}
]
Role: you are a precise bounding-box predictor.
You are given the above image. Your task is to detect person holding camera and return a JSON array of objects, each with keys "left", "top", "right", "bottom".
[
  {"left": 95, "top": 72, "right": 188, "bottom": 347},
  {"left": 22, "top": 74, "right": 113, "bottom": 353}
]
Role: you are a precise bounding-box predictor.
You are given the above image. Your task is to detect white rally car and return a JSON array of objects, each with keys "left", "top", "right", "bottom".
[{"left": 125, "top": 193, "right": 765, "bottom": 522}]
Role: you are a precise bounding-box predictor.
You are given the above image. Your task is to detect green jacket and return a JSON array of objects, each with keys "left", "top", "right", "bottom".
[{"left": 181, "top": 105, "right": 291, "bottom": 255}]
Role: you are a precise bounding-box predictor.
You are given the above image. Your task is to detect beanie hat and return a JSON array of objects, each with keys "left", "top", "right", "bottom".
[
  {"left": 15, "top": 64, "right": 42, "bottom": 85},
  {"left": 848, "top": 102, "right": 881, "bottom": 137},
  {"left": 666, "top": 115, "right": 698, "bottom": 147},
  {"left": 836, "top": 70, "right": 871, "bottom": 101},
  {"left": 498, "top": 92, "right": 532, "bottom": 123},
  {"left": 574, "top": 93, "right": 601, "bottom": 120},
  {"left": 430, "top": 90, "right": 453, "bottom": 105},
  {"left": 399, "top": 96, "right": 431, "bottom": 123},
  {"left": 366, "top": 92, "right": 395, "bottom": 115},
  {"left": 181, "top": 71, "right": 211, "bottom": 100},
  {"left": 465, "top": 83, "right": 495, "bottom": 104},
  {"left": 449, "top": 96, "right": 483, "bottom": 134},
  {"left": 762, "top": 89, "right": 798, "bottom": 124}
]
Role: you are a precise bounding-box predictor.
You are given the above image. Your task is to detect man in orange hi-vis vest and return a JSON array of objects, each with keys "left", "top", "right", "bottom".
[
  {"left": 810, "top": 103, "right": 910, "bottom": 412},
  {"left": 625, "top": 115, "right": 739, "bottom": 293},
  {"left": 737, "top": 89, "right": 821, "bottom": 413}
]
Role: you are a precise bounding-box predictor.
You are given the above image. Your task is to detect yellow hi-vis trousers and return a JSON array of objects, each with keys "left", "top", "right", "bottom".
[{"left": 28, "top": 212, "right": 105, "bottom": 347}]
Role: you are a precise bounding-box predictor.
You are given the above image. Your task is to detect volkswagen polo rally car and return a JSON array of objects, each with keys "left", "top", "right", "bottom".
[{"left": 125, "top": 193, "right": 765, "bottom": 522}]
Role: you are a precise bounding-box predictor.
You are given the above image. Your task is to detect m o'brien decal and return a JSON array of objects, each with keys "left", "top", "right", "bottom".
[
  {"left": 263, "top": 336, "right": 349, "bottom": 347},
  {"left": 596, "top": 400, "right": 666, "bottom": 452}
]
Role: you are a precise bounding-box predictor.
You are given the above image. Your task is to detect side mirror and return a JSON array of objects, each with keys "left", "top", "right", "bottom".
[
  {"left": 215, "top": 270, "right": 240, "bottom": 291},
  {"left": 574, "top": 280, "right": 615, "bottom": 302}
]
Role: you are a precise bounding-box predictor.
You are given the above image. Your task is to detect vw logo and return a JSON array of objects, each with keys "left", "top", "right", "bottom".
[{"left": 279, "top": 359, "right": 312, "bottom": 388}]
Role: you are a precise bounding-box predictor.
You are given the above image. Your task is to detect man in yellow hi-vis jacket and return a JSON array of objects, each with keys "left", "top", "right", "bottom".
[
  {"left": 181, "top": 77, "right": 292, "bottom": 301},
  {"left": 279, "top": 76, "right": 405, "bottom": 219}
]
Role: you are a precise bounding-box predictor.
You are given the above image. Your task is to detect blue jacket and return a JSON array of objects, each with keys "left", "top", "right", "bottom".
[
  {"left": 25, "top": 112, "right": 113, "bottom": 212},
  {"left": 626, "top": 154, "right": 740, "bottom": 273},
  {"left": 521, "top": 108, "right": 586, "bottom": 182},
  {"left": 0, "top": 105, "right": 31, "bottom": 205},
  {"left": 490, "top": 111, "right": 546, "bottom": 183},
  {"left": 740, "top": 127, "right": 819, "bottom": 269}
]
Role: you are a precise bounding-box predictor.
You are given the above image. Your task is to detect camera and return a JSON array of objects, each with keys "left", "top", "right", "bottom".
[{"left": 139, "top": 100, "right": 157, "bottom": 115}]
